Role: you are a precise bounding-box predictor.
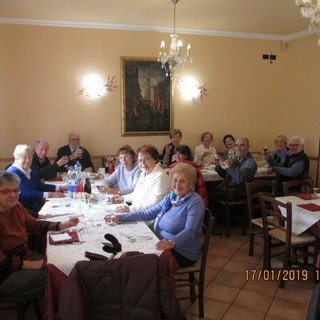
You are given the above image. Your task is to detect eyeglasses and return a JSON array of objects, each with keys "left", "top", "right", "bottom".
[
  {"left": 137, "top": 157, "right": 153, "bottom": 164},
  {"left": 0, "top": 189, "right": 21, "bottom": 195},
  {"left": 288, "top": 144, "right": 301, "bottom": 148}
]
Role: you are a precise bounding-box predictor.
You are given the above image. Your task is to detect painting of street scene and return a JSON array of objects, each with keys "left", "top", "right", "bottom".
[{"left": 121, "top": 57, "right": 172, "bottom": 135}]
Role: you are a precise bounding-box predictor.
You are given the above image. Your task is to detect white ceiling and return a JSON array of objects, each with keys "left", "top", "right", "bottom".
[{"left": 0, "top": 0, "right": 317, "bottom": 42}]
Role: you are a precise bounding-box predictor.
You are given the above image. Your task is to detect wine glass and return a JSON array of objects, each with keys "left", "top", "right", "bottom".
[{"left": 312, "top": 188, "right": 319, "bottom": 199}]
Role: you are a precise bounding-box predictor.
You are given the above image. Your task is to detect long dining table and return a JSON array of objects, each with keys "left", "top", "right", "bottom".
[{"left": 40, "top": 180, "right": 161, "bottom": 276}]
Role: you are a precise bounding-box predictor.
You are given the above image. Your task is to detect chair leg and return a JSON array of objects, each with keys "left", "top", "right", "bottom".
[
  {"left": 249, "top": 233, "right": 254, "bottom": 256},
  {"left": 225, "top": 206, "right": 230, "bottom": 238},
  {"left": 189, "top": 273, "right": 196, "bottom": 302}
]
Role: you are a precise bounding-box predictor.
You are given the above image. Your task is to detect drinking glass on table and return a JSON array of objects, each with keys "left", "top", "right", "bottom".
[{"left": 313, "top": 188, "right": 319, "bottom": 199}]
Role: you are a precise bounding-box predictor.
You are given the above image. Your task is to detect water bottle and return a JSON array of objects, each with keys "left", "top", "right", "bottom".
[
  {"left": 75, "top": 160, "right": 82, "bottom": 178},
  {"left": 67, "top": 166, "right": 76, "bottom": 198}
]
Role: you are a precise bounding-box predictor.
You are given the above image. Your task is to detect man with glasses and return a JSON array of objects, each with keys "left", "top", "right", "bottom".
[
  {"left": 215, "top": 137, "right": 257, "bottom": 191},
  {"left": 56, "top": 131, "right": 94, "bottom": 172},
  {"left": 268, "top": 135, "right": 310, "bottom": 181}
]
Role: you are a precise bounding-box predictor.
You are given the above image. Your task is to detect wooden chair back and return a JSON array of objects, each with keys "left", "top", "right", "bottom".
[{"left": 282, "top": 179, "right": 313, "bottom": 196}]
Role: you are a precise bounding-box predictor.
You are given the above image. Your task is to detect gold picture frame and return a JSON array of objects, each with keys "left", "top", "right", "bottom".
[{"left": 121, "top": 56, "right": 172, "bottom": 136}]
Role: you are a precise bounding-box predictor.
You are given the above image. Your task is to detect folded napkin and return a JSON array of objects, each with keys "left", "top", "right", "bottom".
[
  {"left": 295, "top": 193, "right": 313, "bottom": 200},
  {"left": 297, "top": 203, "right": 320, "bottom": 212},
  {"left": 49, "top": 231, "right": 80, "bottom": 244}
]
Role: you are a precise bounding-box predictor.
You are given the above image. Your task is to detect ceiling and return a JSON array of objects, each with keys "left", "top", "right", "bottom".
[{"left": 0, "top": 0, "right": 316, "bottom": 42}]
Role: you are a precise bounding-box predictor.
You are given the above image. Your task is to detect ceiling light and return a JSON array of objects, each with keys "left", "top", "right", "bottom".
[
  {"left": 295, "top": 0, "right": 320, "bottom": 45},
  {"left": 158, "top": 0, "right": 192, "bottom": 79}
]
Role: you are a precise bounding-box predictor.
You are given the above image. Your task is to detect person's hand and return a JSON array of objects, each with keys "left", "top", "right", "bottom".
[
  {"left": 156, "top": 239, "right": 175, "bottom": 250},
  {"left": 57, "top": 156, "right": 69, "bottom": 167},
  {"left": 224, "top": 159, "right": 232, "bottom": 168},
  {"left": 165, "top": 145, "right": 171, "bottom": 154},
  {"left": 58, "top": 186, "right": 68, "bottom": 193},
  {"left": 23, "top": 259, "right": 46, "bottom": 270},
  {"left": 267, "top": 167, "right": 273, "bottom": 174},
  {"left": 60, "top": 216, "right": 79, "bottom": 230},
  {"left": 114, "top": 205, "right": 129, "bottom": 213},
  {"left": 104, "top": 215, "right": 120, "bottom": 224},
  {"left": 48, "top": 192, "right": 65, "bottom": 198},
  {"left": 111, "top": 195, "right": 124, "bottom": 204}
]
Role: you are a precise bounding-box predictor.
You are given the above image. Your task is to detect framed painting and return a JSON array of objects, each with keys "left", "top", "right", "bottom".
[{"left": 121, "top": 57, "right": 172, "bottom": 136}]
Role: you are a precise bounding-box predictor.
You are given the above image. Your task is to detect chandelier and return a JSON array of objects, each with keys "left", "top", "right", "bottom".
[
  {"left": 295, "top": 0, "right": 320, "bottom": 45},
  {"left": 158, "top": 0, "right": 192, "bottom": 79}
]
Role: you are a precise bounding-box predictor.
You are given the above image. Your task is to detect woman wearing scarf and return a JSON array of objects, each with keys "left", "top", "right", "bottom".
[{"left": 107, "top": 163, "right": 205, "bottom": 270}]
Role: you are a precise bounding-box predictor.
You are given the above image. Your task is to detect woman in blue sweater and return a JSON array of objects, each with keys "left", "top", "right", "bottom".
[
  {"left": 108, "top": 163, "right": 205, "bottom": 267},
  {"left": 7, "top": 144, "right": 65, "bottom": 217}
]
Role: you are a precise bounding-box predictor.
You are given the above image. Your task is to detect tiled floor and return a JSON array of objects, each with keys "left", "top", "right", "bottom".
[
  {"left": 1, "top": 225, "right": 316, "bottom": 320},
  {"left": 178, "top": 225, "right": 315, "bottom": 320}
]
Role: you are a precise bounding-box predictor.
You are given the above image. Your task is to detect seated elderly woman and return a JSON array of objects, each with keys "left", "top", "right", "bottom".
[
  {"left": 7, "top": 144, "right": 66, "bottom": 217},
  {"left": 112, "top": 145, "right": 171, "bottom": 213},
  {"left": 98, "top": 145, "right": 141, "bottom": 196},
  {"left": 262, "top": 134, "right": 289, "bottom": 167},
  {"left": 0, "top": 171, "right": 79, "bottom": 301},
  {"left": 108, "top": 163, "right": 205, "bottom": 269},
  {"left": 169, "top": 145, "right": 208, "bottom": 207},
  {"left": 193, "top": 131, "right": 217, "bottom": 165}
]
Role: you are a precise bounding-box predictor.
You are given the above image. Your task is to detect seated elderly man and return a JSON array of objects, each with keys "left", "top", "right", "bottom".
[
  {"left": 268, "top": 135, "right": 310, "bottom": 181},
  {"left": 31, "top": 139, "right": 68, "bottom": 180},
  {"left": 215, "top": 137, "right": 257, "bottom": 191},
  {"left": 56, "top": 131, "right": 94, "bottom": 172}
]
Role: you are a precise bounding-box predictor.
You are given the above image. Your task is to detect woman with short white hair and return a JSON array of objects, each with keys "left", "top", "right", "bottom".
[{"left": 7, "top": 144, "right": 65, "bottom": 217}]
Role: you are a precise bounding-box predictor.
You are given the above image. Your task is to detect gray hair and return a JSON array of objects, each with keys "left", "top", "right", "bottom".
[
  {"left": 33, "top": 139, "right": 48, "bottom": 149},
  {"left": 290, "top": 135, "right": 305, "bottom": 145},
  {"left": 169, "top": 163, "right": 197, "bottom": 186},
  {"left": 0, "top": 171, "right": 20, "bottom": 187},
  {"left": 13, "top": 144, "right": 33, "bottom": 158}
]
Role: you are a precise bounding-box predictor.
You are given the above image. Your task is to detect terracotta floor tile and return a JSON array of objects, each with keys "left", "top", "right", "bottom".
[
  {"left": 206, "top": 254, "right": 229, "bottom": 269},
  {"left": 231, "top": 249, "right": 261, "bottom": 264},
  {"left": 243, "top": 276, "right": 279, "bottom": 297},
  {"left": 275, "top": 283, "right": 313, "bottom": 305},
  {"left": 268, "top": 298, "right": 309, "bottom": 320},
  {"left": 209, "top": 246, "right": 237, "bottom": 259},
  {"left": 223, "top": 258, "right": 258, "bottom": 274},
  {"left": 213, "top": 269, "right": 247, "bottom": 289},
  {"left": 186, "top": 297, "right": 229, "bottom": 320},
  {"left": 222, "top": 305, "right": 265, "bottom": 320},
  {"left": 264, "top": 315, "right": 290, "bottom": 320},
  {"left": 204, "top": 282, "right": 240, "bottom": 304},
  {"left": 216, "top": 238, "right": 244, "bottom": 250},
  {"left": 233, "top": 289, "right": 273, "bottom": 313}
]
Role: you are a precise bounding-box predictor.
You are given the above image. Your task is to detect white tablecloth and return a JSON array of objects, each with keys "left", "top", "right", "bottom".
[
  {"left": 40, "top": 198, "right": 160, "bottom": 275},
  {"left": 276, "top": 196, "right": 320, "bottom": 235}
]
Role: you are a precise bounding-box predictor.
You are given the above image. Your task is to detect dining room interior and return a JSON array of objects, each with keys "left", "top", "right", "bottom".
[{"left": 1, "top": 1, "right": 320, "bottom": 319}]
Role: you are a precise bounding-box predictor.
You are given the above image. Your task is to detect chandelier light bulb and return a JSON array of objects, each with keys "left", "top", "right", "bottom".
[{"left": 157, "top": 0, "right": 192, "bottom": 78}]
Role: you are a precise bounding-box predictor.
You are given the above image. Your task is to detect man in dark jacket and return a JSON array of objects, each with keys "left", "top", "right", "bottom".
[
  {"left": 31, "top": 139, "right": 68, "bottom": 180},
  {"left": 268, "top": 135, "right": 310, "bottom": 181}
]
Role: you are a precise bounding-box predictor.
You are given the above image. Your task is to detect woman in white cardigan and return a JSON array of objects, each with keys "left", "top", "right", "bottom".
[
  {"left": 112, "top": 145, "right": 171, "bottom": 213},
  {"left": 193, "top": 132, "right": 217, "bottom": 165}
]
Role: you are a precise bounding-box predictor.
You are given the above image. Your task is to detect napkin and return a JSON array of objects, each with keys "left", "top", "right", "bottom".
[
  {"left": 49, "top": 231, "right": 80, "bottom": 244},
  {"left": 295, "top": 194, "right": 313, "bottom": 200},
  {"left": 297, "top": 203, "right": 320, "bottom": 212}
]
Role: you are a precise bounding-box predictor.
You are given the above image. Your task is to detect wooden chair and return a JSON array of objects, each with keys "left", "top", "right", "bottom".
[
  {"left": 259, "top": 193, "right": 319, "bottom": 288},
  {"left": 282, "top": 179, "right": 313, "bottom": 196},
  {"left": 216, "top": 175, "right": 247, "bottom": 238},
  {"left": 245, "top": 179, "right": 276, "bottom": 256},
  {"left": 174, "top": 209, "right": 215, "bottom": 318}
]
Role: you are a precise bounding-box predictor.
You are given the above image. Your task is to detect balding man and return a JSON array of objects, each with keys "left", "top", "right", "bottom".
[
  {"left": 56, "top": 131, "right": 94, "bottom": 172},
  {"left": 32, "top": 139, "right": 68, "bottom": 180},
  {"left": 215, "top": 137, "right": 257, "bottom": 190}
]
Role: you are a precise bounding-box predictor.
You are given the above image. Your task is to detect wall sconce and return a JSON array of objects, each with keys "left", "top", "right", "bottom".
[
  {"left": 78, "top": 74, "right": 117, "bottom": 98},
  {"left": 177, "top": 77, "right": 208, "bottom": 102}
]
